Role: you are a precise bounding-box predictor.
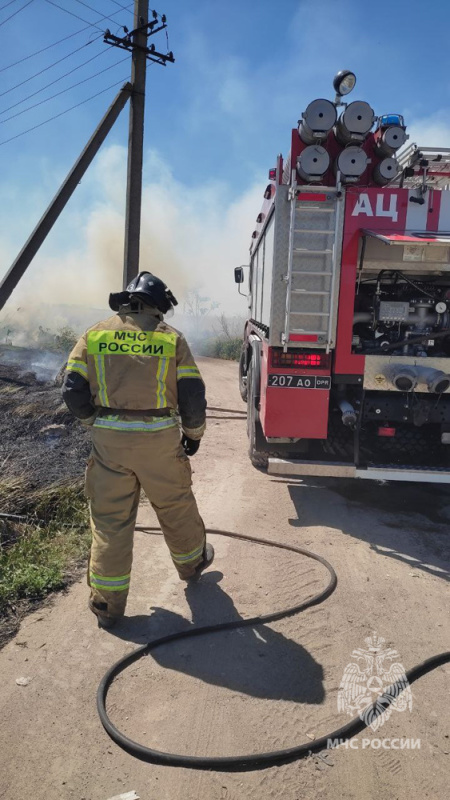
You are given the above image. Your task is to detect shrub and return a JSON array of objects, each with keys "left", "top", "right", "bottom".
[{"left": 193, "top": 336, "right": 242, "bottom": 361}]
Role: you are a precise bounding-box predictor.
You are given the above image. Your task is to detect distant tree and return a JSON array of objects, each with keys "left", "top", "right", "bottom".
[
  {"left": 212, "top": 312, "right": 246, "bottom": 340},
  {"left": 0, "top": 326, "right": 14, "bottom": 344},
  {"left": 33, "top": 325, "right": 78, "bottom": 353},
  {"left": 36, "top": 326, "right": 53, "bottom": 348},
  {"left": 53, "top": 326, "right": 78, "bottom": 353},
  {"left": 183, "top": 290, "right": 220, "bottom": 336}
]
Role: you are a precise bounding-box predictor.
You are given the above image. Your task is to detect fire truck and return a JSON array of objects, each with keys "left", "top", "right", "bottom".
[{"left": 235, "top": 70, "right": 450, "bottom": 482}]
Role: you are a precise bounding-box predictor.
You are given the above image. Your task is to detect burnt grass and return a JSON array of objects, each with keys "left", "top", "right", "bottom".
[
  {"left": 0, "top": 361, "right": 91, "bottom": 647},
  {"left": 0, "top": 362, "right": 90, "bottom": 495}
]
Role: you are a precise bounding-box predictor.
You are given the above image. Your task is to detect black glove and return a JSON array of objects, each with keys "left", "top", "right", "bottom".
[{"left": 182, "top": 435, "right": 200, "bottom": 456}]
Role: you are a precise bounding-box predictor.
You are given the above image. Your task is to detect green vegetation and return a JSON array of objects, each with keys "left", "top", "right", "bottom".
[
  {"left": 182, "top": 291, "right": 243, "bottom": 361},
  {"left": 36, "top": 325, "right": 79, "bottom": 353},
  {"left": 199, "top": 336, "right": 242, "bottom": 361},
  {"left": 0, "top": 323, "right": 79, "bottom": 353},
  {"left": 0, "top": 482, "right": 90, "bottom": 614}
]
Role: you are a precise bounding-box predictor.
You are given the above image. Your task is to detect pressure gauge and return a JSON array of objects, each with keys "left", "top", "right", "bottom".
[{"left": 436, "top": 301, "right": 447, "bottom": 314}]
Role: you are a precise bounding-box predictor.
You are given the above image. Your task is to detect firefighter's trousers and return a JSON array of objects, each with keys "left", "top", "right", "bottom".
[{"left": 85, "top": 423, "right": 206, "bottom": 619}]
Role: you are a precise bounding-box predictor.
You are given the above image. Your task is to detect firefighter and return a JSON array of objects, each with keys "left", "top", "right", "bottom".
[{"left": 62, "top": 272, "right": 212, "bottom": 629}]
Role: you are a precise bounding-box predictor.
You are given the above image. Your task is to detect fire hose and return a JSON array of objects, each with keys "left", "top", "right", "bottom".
[{"left": 97, "top": 526, "right": 450, "bottom": 772}]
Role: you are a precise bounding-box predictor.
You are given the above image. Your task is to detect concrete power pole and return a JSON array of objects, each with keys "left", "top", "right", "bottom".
[
  {"left": 0, "top": 6, "right": 174, "bottom": 311},
  {"left": 104, "top": 8, "right": 174, "bottom": 288},
  {"left": 123, "top": 0, "right": 149, "bottom": 288}
]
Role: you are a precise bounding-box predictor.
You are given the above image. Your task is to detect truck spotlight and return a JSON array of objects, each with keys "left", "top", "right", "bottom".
[
  {"left": 374, "top": 116, "right": 408, "bottom": 157},
  {"left": 373, "top": 157, "right": 400, "bottom": 186},
  {"left": 297, "top": 145, "right": 330, "bottom": 182},
  {"left": 335, "top": 146, "right": 369, "bottom": 183},
  {"left": 298, "top": 99, "right": 337, "bottom": 144},
  {"left": 333, "top": 70, "right": 356, "bottom": 98},
  {"left": 335, "top": 101, "right": 376, "bottom": 144},
  {"left": 375, "top": 126, "right": 408, "bottom": 157}
]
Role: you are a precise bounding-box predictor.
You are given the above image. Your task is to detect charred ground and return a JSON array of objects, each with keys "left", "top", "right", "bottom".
[
  {"left": 0, "top": 361, "right": 90, "bottom": 498},
  {"left": 0, "top": 352, "right": 91, "bottom": 646}
]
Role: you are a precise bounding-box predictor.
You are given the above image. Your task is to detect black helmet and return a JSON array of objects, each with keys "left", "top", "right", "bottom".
[{"left": 109, "top": 272, "right": 178, "bottom": 314}]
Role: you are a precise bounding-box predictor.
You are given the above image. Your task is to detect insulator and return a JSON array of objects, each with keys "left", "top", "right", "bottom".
[
  {"left": 297, "top": 145, "right": 330, "bottom": 182},
  {"left": 298, "top": 98, "right": 337, "bottom": 144},
  {"left": 335, "top": 146, "right": 369, "bottom": 182},
  {"left": 335, "top": 101, "right": 375, "bottom": 144},
  {"left": 375, "top": 126, "right": 408, "bottom": 157},
  {"left": 373, "top": 157, "right": 400, "bottom": 185}
]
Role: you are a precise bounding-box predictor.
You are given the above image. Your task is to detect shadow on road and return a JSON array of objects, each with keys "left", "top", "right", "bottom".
[
  {"left": 109, "top": 571, "right": 325, "bottom": 704},
  {"left": 279, "top": 478, "right": 450, "bottom": 582}
]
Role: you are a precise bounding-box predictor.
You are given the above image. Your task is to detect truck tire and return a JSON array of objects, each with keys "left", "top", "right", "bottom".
[
  {"left": 247, "top": 343, "right": 268, "bottom": 469},
  {"left": 238, "top": 346, "right": 248, "bottom": 403}
]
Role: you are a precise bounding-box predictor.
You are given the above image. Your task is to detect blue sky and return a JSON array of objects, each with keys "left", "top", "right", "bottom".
[{"left": 1, "top": 0, "right": 450, "bottom": 318}]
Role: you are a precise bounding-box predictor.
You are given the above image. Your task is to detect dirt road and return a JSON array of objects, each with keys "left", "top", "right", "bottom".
[{"left": 0, "top": 356, "right": 448, "bottom": 800}]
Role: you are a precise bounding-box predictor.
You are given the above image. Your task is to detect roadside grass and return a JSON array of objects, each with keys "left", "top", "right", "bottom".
[
  {"left": 0, "top": 481, "right": 90, "bottom": 615},
  {"left": 194, "top": 336, "right": 242, "bottom": 361}
]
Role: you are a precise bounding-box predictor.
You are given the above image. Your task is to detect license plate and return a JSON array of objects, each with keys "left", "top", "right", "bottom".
[{"left": 268, "top": 374, "right": 331, "bottom": 389}]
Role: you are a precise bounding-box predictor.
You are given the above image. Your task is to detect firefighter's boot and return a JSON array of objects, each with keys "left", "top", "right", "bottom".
[
  {"left": 88, "top": 597, "right": 120, "bottom": 629},
  {"left": 186, "top": 543, "right": 215, "bottom": 582}
]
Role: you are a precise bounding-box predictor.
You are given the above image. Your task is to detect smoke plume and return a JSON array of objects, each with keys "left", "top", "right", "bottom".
[{"left": 0, "top": 144, "right": 261, "bottom": 335}]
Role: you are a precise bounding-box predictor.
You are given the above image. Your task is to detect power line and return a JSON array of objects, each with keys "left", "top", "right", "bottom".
[
  {"left": 74, "top": 0, "right": 119, "bottom": 25},
  {"left": 108, "top": 0, "right": 133, "bottom": 11},
  {"left": 0, "top": 0, "right": 22, "bottom": 12},
  {"left": 0, "top": 0, "right": 33, "bottom": 27},
  {"left": 0, "top": 57, "right": 129, "bottom": 124},
  {"left": 0, "top": 40, "right": 99, "bottom": 99},
  {"left": 0, "top": 6, "right": 128, "bottom": 74},
  {"left": 0, "top": 46, "right": 113, "bottom": 116},
  {"left": 44, "top": 0, "right": 109, "bottom": 32},
  {"left": 0, "top": 78, "right": 128, "bottom": 147}
]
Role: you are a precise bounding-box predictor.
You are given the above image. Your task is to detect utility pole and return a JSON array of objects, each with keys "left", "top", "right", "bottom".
[
  {"left": 123, "top": 0, "right": 148, "bottom": 288},
  {"left": 0, "top": 8, "right": 175, "bottom": 311},
  {"left": 104, "top": 5, "right": 175, "bottom": 288}
]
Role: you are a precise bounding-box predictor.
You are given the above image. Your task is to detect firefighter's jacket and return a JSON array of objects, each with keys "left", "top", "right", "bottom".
[{"left": 62, "top": 307, "right": 206, "bottom": 439}]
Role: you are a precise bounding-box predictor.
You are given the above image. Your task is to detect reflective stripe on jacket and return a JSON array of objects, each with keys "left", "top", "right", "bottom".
[{"left": 62, "top": 307, "right": 206, "bottom": 438}]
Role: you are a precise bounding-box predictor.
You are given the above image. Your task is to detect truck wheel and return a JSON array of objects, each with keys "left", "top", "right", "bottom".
[
  {"left": 238, "top": 346, "right": 248, "bottom": 403},
  {"left": 247, "top": 344, "right": 268, "bottom": 469}
]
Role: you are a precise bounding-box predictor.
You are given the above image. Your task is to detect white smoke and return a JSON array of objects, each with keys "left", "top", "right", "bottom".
[
  {"left": 406, "top": 114, "right": 450, "bottom": 149},
  {"left": 5, "top": 112, "right": 449, "bottom": 339},
  {"left": 0, "top": 345, "right": 63, "bottom": 381},
  {"left": 0, "top": 144, "right": 262, "bottom": 328}
]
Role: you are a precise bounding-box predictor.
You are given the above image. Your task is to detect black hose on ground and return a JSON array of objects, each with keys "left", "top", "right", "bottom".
[
  {"left": 207, "top": 407, "right": 245, "bottom": 414},
  {"left": 97, "top": 527, "right": 450, "bottom": 772},
  {"left": 206, "top": 406, "right": 247, "bottom": 420}
]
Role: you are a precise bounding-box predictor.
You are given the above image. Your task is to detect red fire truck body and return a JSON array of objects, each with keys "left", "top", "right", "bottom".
[{"left": 236, "top": 74, "right": 450, "bottom": 482}]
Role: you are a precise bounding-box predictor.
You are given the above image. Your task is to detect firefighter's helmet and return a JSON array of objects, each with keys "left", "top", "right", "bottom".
[{"left": 109, "top": 272, "right": 178, "bottom": 314}]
